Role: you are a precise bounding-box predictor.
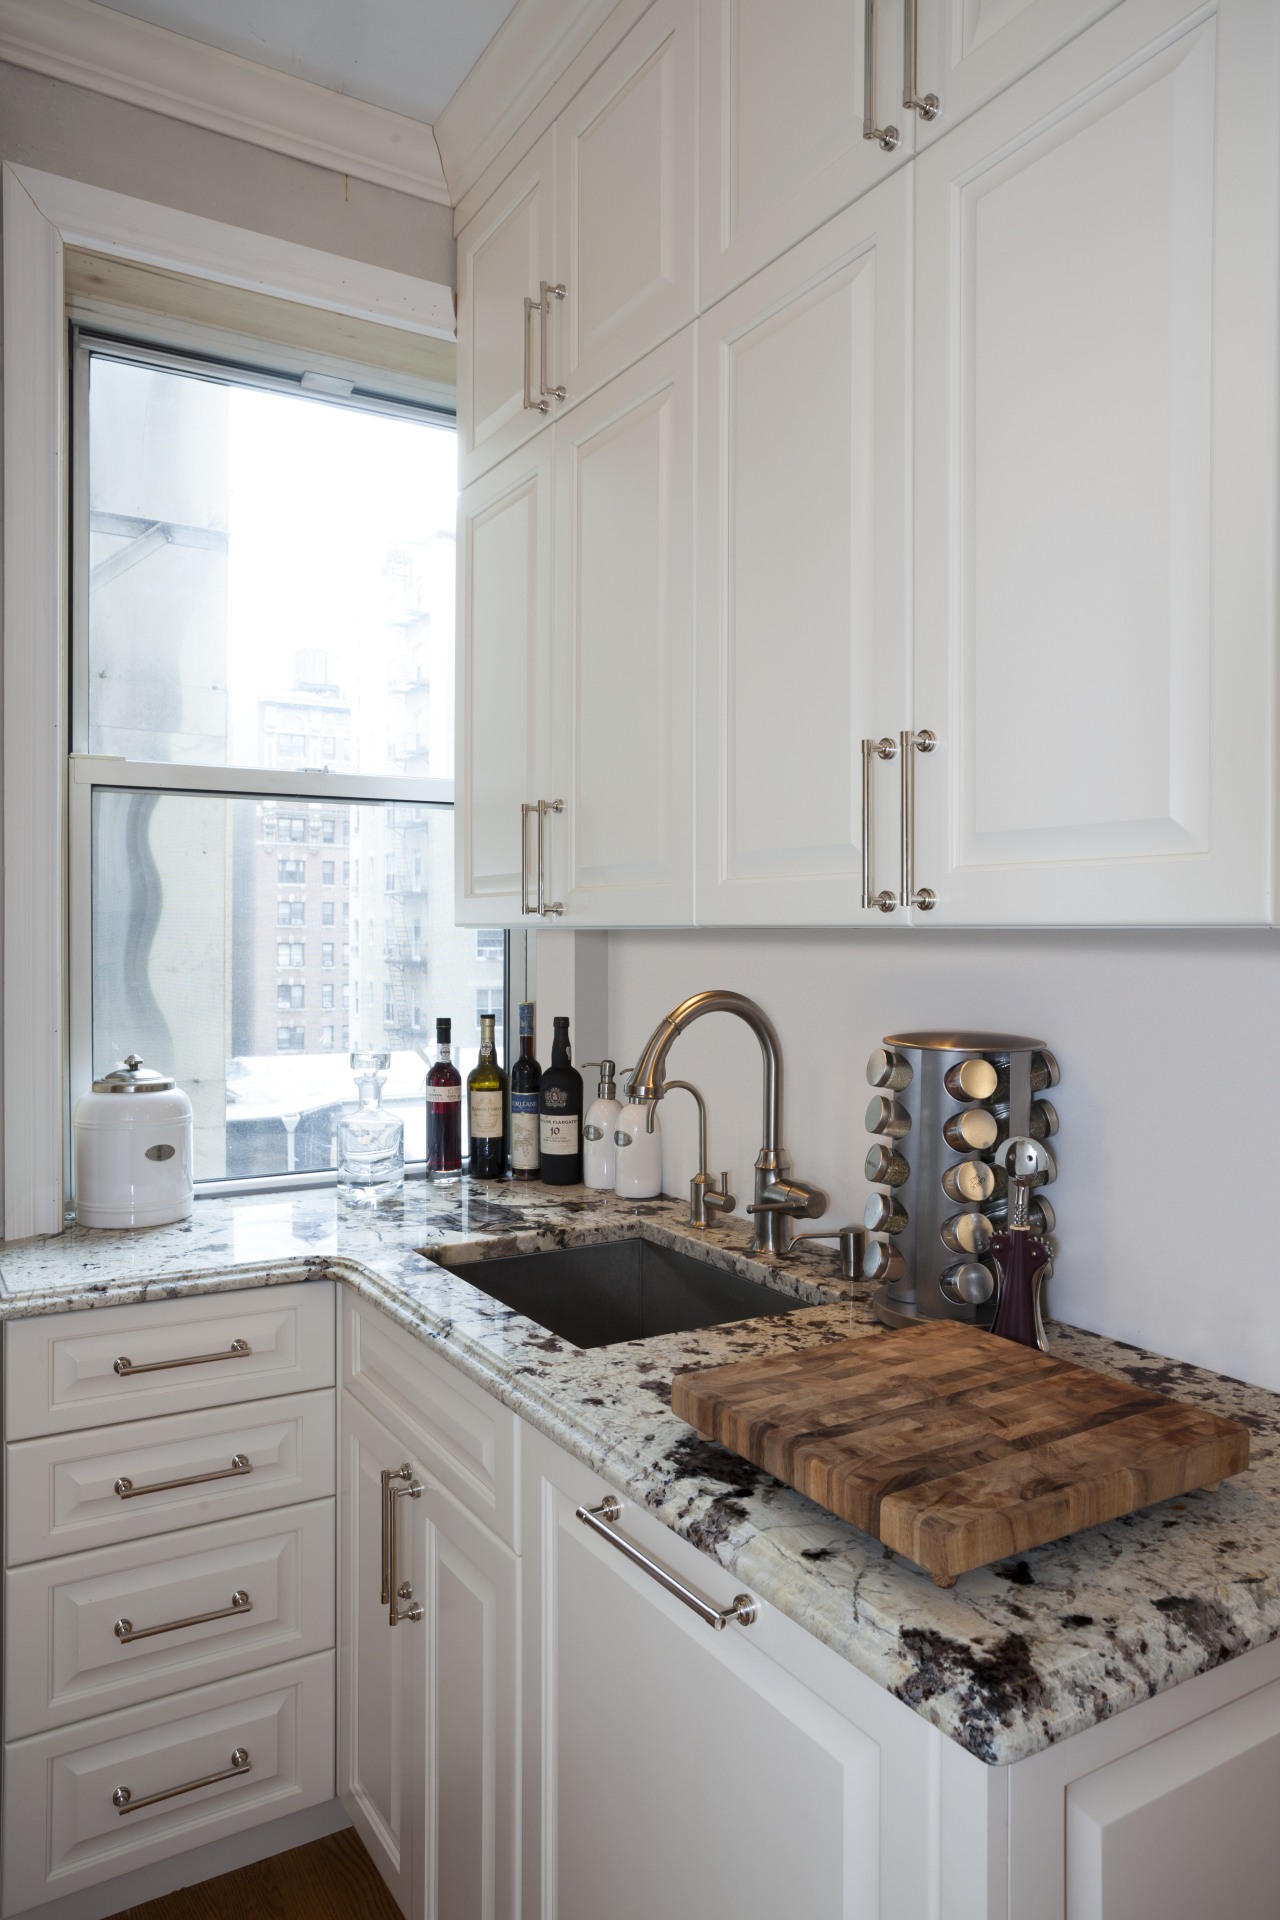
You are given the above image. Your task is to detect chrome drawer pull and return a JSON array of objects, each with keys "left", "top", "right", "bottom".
[
  {"left": 903, "top": 0, "right": 940, "bottom": 118},
  {"left": 113, "top": 1747, "right": 251, "bottom": 1814},
  {"left": 382, "top": 1463, "right": 424, "bottom": 1625},
  {"left": 576, "top": 1498, "right": 757, "bottom": 1631},
  {"left": 863, "top": 0, "right": 899, "bottom": 150},
  {"left": 860, "top": 736, "right": 898, "bottom": 911},
  {"left": 114, "top": 1589, "right": 252, "bottom": 1644},
  {"left": 523, "top": 296, "right": 549, "bottom": 412},
  {"left": 114, "top": 1454, "right": 251, "bottom": 1499},
  {"left": 898, "top": 727, "right": 937, "bottom": 910},
  {"left": 114, "top": 1339, "right": 250, "bottom": 1377}
]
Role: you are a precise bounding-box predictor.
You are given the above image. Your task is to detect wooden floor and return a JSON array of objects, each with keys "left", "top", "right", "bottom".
[{"left": 106, "top": 1829, "right": 404, "bottom": 1920}]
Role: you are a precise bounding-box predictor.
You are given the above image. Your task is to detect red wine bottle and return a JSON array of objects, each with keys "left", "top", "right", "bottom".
[
  {"left": 510, "top": 1002, "right": 541, "bottom": 1181},
  {"left": 426, "top": 1016, "right": 461, "bottom": 1182},
  {"left": 538, "top": 1016, "right": 583, "bottom": 1185}
]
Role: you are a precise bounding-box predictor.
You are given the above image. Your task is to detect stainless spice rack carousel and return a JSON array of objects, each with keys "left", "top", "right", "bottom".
[{"left": 863, "top": 1031, "right": 1059, "bottom": 1330}]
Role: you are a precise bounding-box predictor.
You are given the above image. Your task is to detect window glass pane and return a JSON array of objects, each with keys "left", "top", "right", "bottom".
[
  {"left": 90, "top": 791, "right": 503, "bottom": 1182},
  {"left": 86, "top": 354, "right": 455, "bottom": 777}
]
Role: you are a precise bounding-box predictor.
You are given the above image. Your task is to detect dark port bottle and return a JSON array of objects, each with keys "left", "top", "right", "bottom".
[
  {"left": 510, "top": 1002, "right": 541, "bottom": 1181},
  {"left": 467, "top": 1011, "right": 507, "bottom": 1180},
  {"left": 538, "top": 1016, "right": 583, "bottom": 1185},
  {"left": 426, "top": 1016, "right": 462, "bottom": 1181}
]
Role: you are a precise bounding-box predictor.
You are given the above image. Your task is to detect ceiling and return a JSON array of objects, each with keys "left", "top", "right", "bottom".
[{"left": 93, "top": 0, "right": 521, "bottom": 126}]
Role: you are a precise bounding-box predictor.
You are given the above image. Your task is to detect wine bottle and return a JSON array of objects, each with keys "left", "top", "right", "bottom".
[
  {"left": 538, "top": 1015, "right": 583, "bottom": 1185},
  {"left": 426, "top": 1016, "right": 462, "bottom": 1182},
  {"left": 467, "top": 1012, "right": 507, "bottom": 1180},
  {"left": 510, "top": 1003, "right": 541, "bottom": 1181}
]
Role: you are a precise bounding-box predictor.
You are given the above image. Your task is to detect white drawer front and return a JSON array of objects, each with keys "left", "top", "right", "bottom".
[
  {"left": 4, "top": 1280, "right": 335, "bottom": 1439},
  {"left": 2, "top": 1650, "right": 334, "bottom": 1914},
  {"left": 7, "top": 1390, "right": 336, "bottom": 1565},
  {"left": 5, "top": 1498, "right": 335, "bottom": 1738},
  {"left": 341, "top": 1293, "right": 518, "bottom": 1546}
]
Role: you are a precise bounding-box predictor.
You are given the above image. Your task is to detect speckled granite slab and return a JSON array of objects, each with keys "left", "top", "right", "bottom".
[{"left": 2, "top": 1182, "right": 1277, "bottom": 1766}]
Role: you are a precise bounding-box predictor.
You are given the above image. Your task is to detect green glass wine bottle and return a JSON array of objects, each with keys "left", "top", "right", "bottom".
[{"left": 467, "top": 1011, "right": 507, "bottom": 1180}]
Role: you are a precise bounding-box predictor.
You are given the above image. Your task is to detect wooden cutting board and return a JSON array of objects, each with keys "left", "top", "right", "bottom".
[{"left": 669, "top": 1321, "right": 1250, "bottom": 1586}]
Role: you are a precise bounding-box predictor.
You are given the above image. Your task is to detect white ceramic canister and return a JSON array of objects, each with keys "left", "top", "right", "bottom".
[
  {"left": 613, "top": 1094, "right": 663, "bottom": 1200},
  {"left": 74, "top": 1054, "right": 194, "bottom": 1228}
]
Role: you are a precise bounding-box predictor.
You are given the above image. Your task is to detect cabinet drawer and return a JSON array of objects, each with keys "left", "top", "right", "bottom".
[
  {"left": 7, "top": 1389, "right": 336, "bottom": 1565},
  {"left": 341, "top": 1294, "right": 518, "bottom": 1547},
  {"left": 5, "top": 1499, "right": 335, "bottom": 1738},
  {"left": 4, "top": 1281, "right": 335, "bottom": 1439},
  {"left": 2, "top": 1650, "right": 334, "bottom": 1914}
]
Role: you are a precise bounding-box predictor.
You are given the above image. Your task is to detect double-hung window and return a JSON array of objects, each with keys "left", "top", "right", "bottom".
[{"left": 68, "top": 325, "right": 509, "bottom": 1190}]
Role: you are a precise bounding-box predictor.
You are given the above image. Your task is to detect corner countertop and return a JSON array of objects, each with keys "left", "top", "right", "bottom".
[{"left": 1, "top": 1180, "right": 1276, "bottom": 1767}]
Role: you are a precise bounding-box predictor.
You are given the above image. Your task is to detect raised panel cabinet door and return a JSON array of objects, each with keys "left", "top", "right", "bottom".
[
  {"left": 338, "top": 1393, "right": 424, "bottom": 1920},
  {"left": 697, "top": 172, "right": 911, "bottom": 926},
  {"left": 554, "top": 0, "right": 696, "bottom": 408},
  {"left": 911, "top": 0, "right": 1279, "bottom": 925},
  {"left": 458, "top": 128, "right": 557, "bottom": 488},
  {"left": 911, "top": 0, "right": 1124, "bottom": 148},
  {"left": 549, "top": 329, "right": 696, "bottom": 925},
  {"left": 521, "top": 1431, "right": 882, "bottom": 1920},
  {"left": 422, "top": 1481, "right": 519, "bottom": 1920},
  {"left": 455, "top": 435, "right": 552, "bottom": 926},
  {"left": 698, "top": 0, "right": 913, "bottom": 306}
]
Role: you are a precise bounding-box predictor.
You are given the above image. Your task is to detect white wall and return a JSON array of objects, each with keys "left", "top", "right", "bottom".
[{"left": 603, "top": 926, "right": 1280, "bottom": 1390}]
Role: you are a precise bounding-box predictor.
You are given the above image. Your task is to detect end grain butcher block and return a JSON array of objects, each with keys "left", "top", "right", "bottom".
[{"left": 669, "top": 1321, "right": 1250, "bottom": 1586}]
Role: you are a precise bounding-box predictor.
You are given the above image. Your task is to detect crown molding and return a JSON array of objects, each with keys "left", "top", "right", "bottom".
[
  {"left": 433, "top": 0, "right": 621, "bottom": 210},
  {"left": 0, "top": 0, "right": 450, "bottom": 205}
]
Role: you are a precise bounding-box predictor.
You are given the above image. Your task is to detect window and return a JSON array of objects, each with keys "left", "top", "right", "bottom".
[
  {"left": 412, "top": 917, "right": 423, "bottom": 960},
  {"left": 70, "top": 326, "right": 513, "bottom": 1191},
  {"left": 476, "top": 930, "right": 503, "bottom": 963},
  {"left": 476, "top": 987, "right": 504, "bottom": 1036}
]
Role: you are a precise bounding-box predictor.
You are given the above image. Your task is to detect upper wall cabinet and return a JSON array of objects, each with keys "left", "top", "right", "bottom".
[
  {"left": 554, "top": 0, "right": 697, "bottom": 411},
  {"left": 699, "top": 0, "right": 914, "bottom": 307},
  {"left": 911, "top": 0, "right": 1123, "bottom": 148},
  {"left": 458, "top": 130, "right": 556, "bottom": 489},
  {"left": 697, "top": 173, "right": 911, "bottom": 926},
  {"left": 911, "top": 0, "right": 1279, "bottom": 924}
]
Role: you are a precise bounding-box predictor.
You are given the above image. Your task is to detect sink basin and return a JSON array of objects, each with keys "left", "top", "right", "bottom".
[{"left": 432, "top": 1237, "right": 807, "bottom": 1349}]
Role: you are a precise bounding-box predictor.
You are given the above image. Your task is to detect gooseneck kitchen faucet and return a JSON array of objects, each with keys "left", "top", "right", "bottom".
[{"left": 626, "top": 990, "right": 826, "bottom": 1255}]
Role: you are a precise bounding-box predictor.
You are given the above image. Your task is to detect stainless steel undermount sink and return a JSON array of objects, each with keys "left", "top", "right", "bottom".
[{"left": 431, "top": 1237, "right": 806, "bottom": 1349}]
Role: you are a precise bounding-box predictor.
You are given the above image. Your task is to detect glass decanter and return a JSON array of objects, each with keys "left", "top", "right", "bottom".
[{"left": 337, "top": 1052, "right": 404, "bottom": 1207}]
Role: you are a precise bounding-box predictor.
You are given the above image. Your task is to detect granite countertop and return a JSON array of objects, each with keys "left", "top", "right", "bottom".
[{"left": 1, "top": 1180, "right": 1276, "bottom": 1767}]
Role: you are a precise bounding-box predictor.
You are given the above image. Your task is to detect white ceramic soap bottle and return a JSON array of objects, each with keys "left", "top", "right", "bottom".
[
  {"left": 582, "top": 1059, "right": 623, "bottom": 1190},
  {"left": 613, "top": 1087, "right": 663, "bottom": 1199}
]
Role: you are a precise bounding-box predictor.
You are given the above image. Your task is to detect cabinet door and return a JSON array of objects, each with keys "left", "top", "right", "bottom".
[
  {"left": 699, "top": 0, "right": 913, "bottom": 306},
  {"left": 338, "top": 1393, "right": 424, "bottom": 1919},
  {"left": 548, "top": 329, "right": 696, "bottom": 926},
  {"left": 458, "top": 129, "right": 556, "bottom": 488},
  {"left": 554, "top": 0, "right": 696, "bottom": 409},
  {"left": 456, "top": 436, "right": 552, "bottom": 926},
  {"left": 697, "top": 172, "right": 911, "bottom": 926},
  {"left": 912, "top": 0, "right": 1278, "bottom": 925},
  {"left": 912, "top": 0, "right": 1123, "bottom": 147},
  {"left": 522, "top": 1432, "right": 881, "bottom": 1920}
]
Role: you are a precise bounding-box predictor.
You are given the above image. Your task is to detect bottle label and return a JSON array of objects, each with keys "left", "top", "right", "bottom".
[
  {"left": 470, "top": 1090, "right": 504, "bottom": 1139},
  {"left": 512, "top": 1115, "right": 539, "bottom": 1167},
  {"left": 428, "top": 1085, "right": 461, "bottom": 1105},
  {"left": 540, "top": 1114, "right": 579, "bottom": 1157}
]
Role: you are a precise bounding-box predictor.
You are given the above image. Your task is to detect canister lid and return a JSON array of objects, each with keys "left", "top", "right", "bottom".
[{"left": 91, "top": 1054, "right": 176, "bottom": 1094}]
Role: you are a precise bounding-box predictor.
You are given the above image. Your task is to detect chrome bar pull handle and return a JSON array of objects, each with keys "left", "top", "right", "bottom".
[
  {"left": 539, "top": 280, "right": 566, "bottom": 404},
  {"left": 903, "top": 0, "right": 940, "bottom": 118},
  {"left": 386, "top": 1463, "right": 424, "bottom": 1626},
  {"left": 113, "top": 1748, "right": 250, "bottom": 1815},
  {"left": 861, "top": 737, "right": 898, "bottom": 911},
  {"left": 114, "top": 1590, "right": 251, "bottom": 1644},
  {"left": 520, "top": 802, "right": 539, "bottom": 915},
  {"left": 898, "top": 727, "right": 937, "bottom": 910},
  {"left": 114, "top": 1339, "right": 249, "bottom": 1377},
  {"left": 576, "top": 1497, "right": 757, "bottom": 1631},
  {"left": 114, "top": 1454, "right": 250, "bottom": 1499},
  {"left": 523, "top": 297, "right": 550, "bottom": 412},
  {"left": 863, "top": 0, "right": 900, "bottom": 150},
  {"left": 539, "top": 799, "right": 565, "bottom": 916}
]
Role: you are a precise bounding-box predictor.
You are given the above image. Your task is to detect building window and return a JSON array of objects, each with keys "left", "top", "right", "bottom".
[
  {"left": 277, "top": 1024, "right": 306, "bottom": 1051},
  {"left": 322, "top": 817, "right": 337, "bottom": 844},
  {"left": 476, "top": 929, "right": 503, "bottom": 963},
  {"left": 277, "top": 983, "right": 304, "bottom": 1010},
  {"left": 411, "top": 996, "right": 422, "bottom": 1030},
  {"left": 342, "top": 983, "right": 350, "bottom": 1011},
  {"left": 276, "top": 732, "right": 308, "bottom": 759},
  {"left": 277, "top": 899, "right": 305, "bottom": 926},
  {"left": 342, "top": 1026, "right": 350, "bottom": 1049},
  {"left": 476, "top": 987, "right": 503, "bottom": 1036},
  {"left": 343, "top": 901, "right": 350, "bottom": 927},
  {"left": 277, "top": 941, "right": 304, "bottom": 968},
  {"left": 384, "top": 987, "right": 396, "bottom": 1023},
  {"left": 320, "top": 1025, "right": 335, "bottom": 1050},
  {"left": 322, "top": 901, "right": 335, "bottom": 926},
  {"left": 278, "top": 858, "right": 306, "bottom": 884},
  {"left": 343, "top": 860, "right": 350, "bottom": 885},
  {"left": 384, "top": 855, "right": 396, "bottom": 892},
  {"left": 321, "top": 860, "right": 335, "bottom": 885},
  {"left": 322, "top": 736, "right": 337, "bottom": 761},
  {"left": 321, "top": 942, "right": 335, "bottom": 968},
  {"left": 321, "top": 983, "right": 334, "bottom": 1009}
]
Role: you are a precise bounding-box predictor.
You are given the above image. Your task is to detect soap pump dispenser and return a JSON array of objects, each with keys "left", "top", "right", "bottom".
[
  {"left": 613, "top": 1081, "right": 663, "bottom": 1200},
  {"left": 582, "top": 1059, "right": 623, "bottom": 1190}
]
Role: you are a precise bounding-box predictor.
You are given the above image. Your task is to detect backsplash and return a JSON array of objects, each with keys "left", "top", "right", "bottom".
[{"left": 598, "top": 926, "right": 1279, "bottom": 1391}]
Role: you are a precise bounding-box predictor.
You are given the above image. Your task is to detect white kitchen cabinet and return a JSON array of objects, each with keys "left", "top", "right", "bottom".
[
  {"left": 698, "top": 0, "right": 914, "bottom": 306},
  {"left": 911, "top": 0, "right": 1279, "bottom": 925},
  {"left": 455, "top": 434, "right": 553, "bottom": 926},
  {"left": 548, "top": 328, "right": 696, "bottom": 925},
  {"left": 697, "top": 170, "right": 911, "bottom": 926},
  {"left": 553, "top": 0, "right": 697, "bottom": 412},
  {"left": 458, "top": 129, "right": 557, "bottom": 488},
  {"left": 911, "top": 0, "right": 1123, "bottom": 148},
  {"left": 338, "top": 1389, "right": 519, "bottom": 1920}
]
